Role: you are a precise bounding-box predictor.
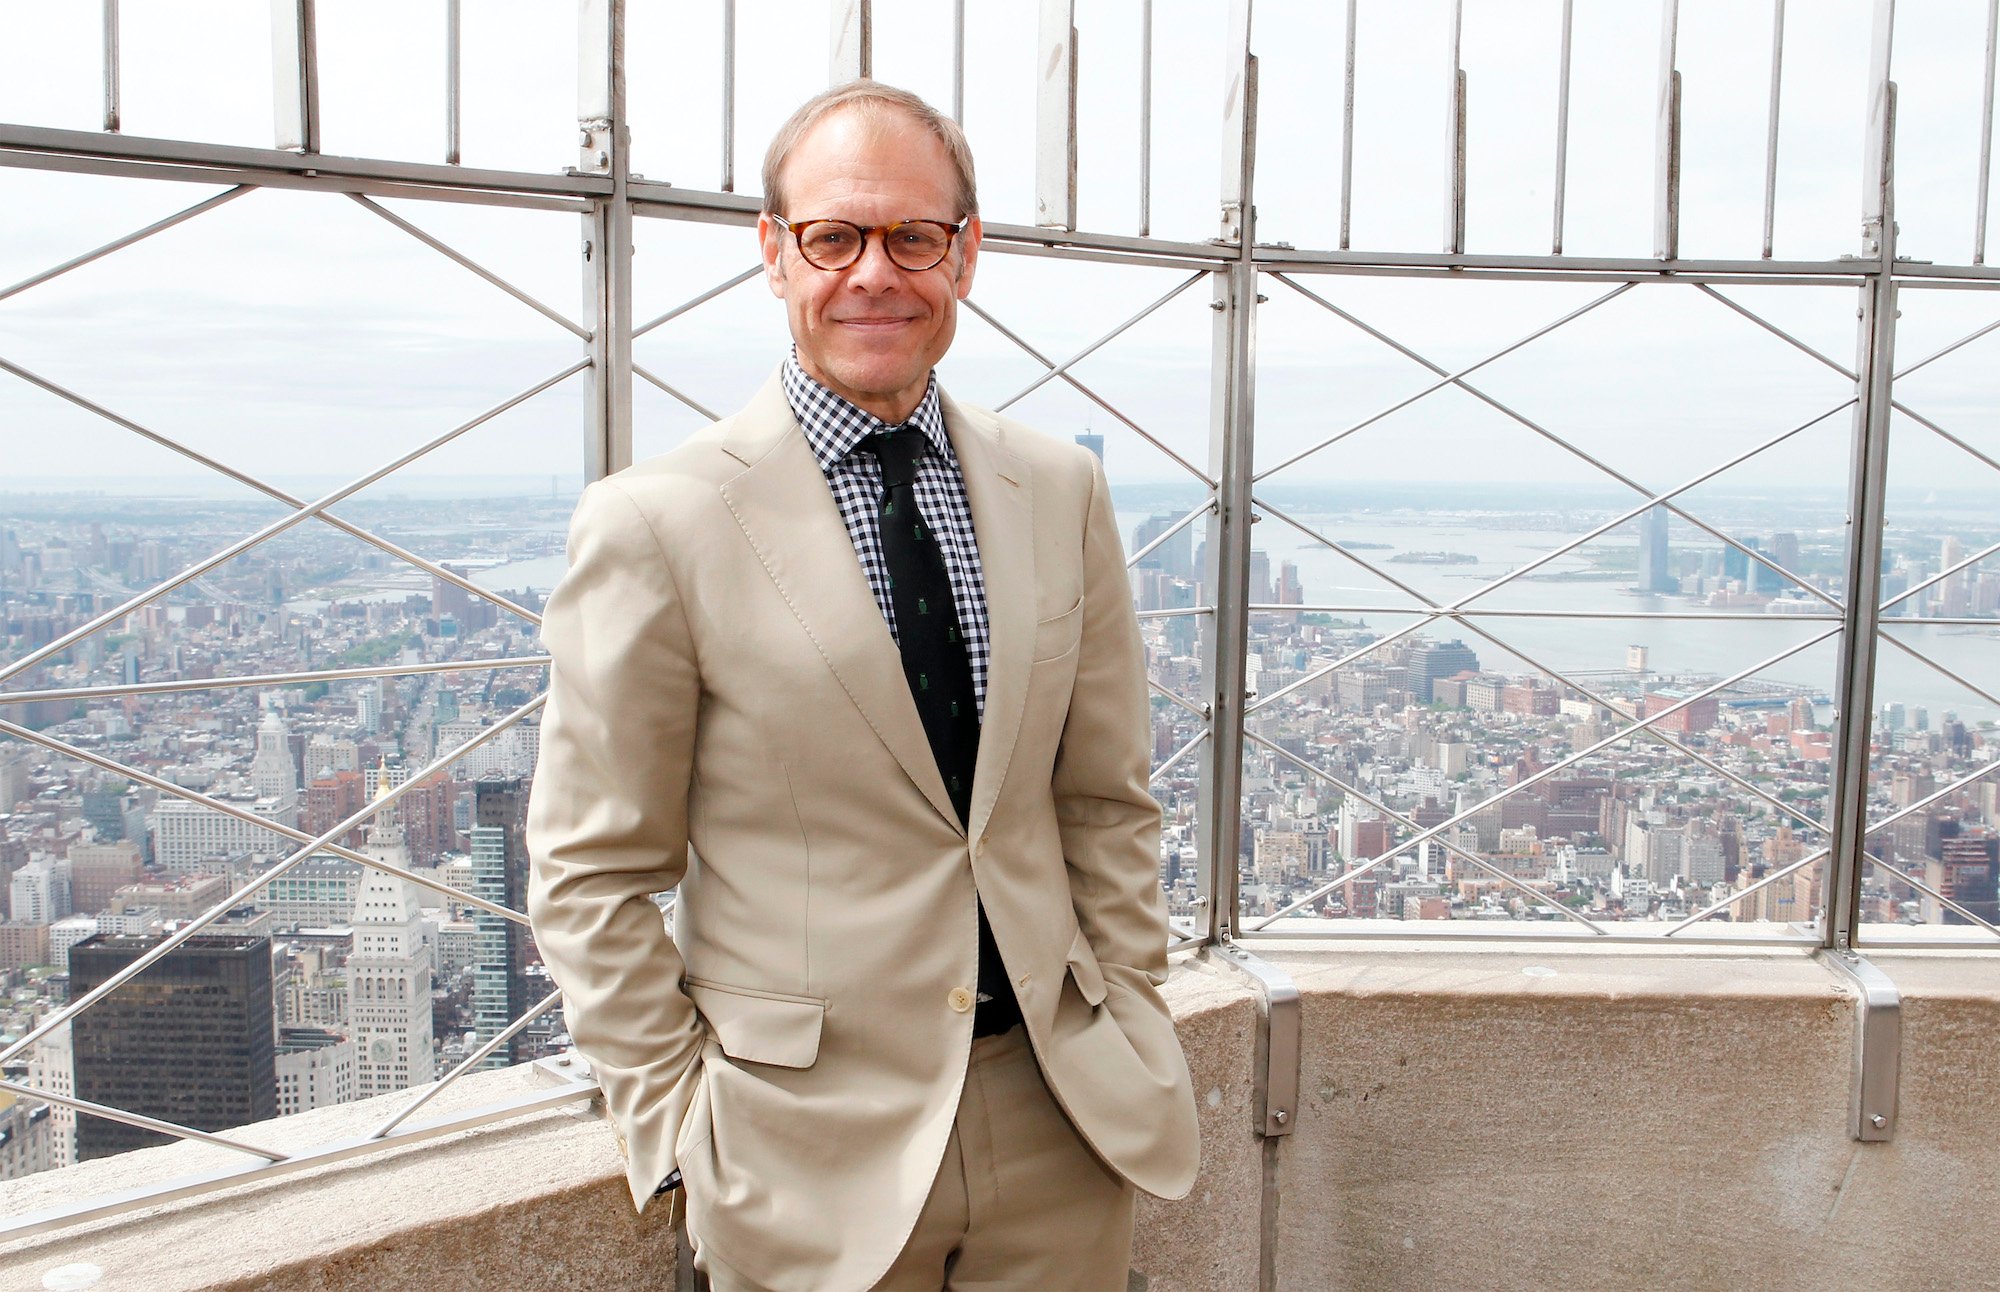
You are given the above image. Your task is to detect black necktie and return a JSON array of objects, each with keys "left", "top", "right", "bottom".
[{"left": 864, "top": 427, "right": 1020, "bottom": 1035}]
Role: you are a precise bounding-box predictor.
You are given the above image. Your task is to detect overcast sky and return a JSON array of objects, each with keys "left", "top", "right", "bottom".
[{"left": 1, "top": 0, "right": 1996, "bottom": 499}]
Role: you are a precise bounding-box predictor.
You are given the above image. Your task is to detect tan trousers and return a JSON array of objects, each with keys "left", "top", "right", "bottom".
[{"left": 699, "top": 1026, "right": 1137, "bottom": 1292}]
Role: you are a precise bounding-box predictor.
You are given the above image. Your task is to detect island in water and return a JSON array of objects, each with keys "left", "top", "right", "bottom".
[{"left": 1389, "top": 550, "right": 1478, "bottom": 565}]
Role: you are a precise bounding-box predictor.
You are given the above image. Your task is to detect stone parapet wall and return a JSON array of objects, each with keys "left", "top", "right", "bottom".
[{"left": 4, "top": 945, "right": 1996, "bottom": 1291}]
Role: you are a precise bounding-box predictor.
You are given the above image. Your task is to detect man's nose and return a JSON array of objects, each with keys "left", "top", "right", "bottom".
[{"left": 844, "top": 230, "right": 905, "bottom": 289}]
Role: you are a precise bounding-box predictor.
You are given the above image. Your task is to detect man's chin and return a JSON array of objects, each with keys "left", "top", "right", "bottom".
[{"left": 817, "top": 364, "right": 927, "bottom": 412}]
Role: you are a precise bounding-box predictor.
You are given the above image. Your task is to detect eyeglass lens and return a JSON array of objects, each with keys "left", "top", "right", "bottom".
[{"left": 797, "top": 221, "right": 953, "bottom": 271}]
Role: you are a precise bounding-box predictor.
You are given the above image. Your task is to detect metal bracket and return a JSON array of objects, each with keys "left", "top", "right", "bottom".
[
  {"left": 1818, "top": 949, "right": 1900, "bottom": 1142},
  {"left": 577, "top": 118, "right": 615, "bottom": 176},
  {"left": 1204, "top": 941, "right": 1299, "bottom": 1137},
  {"left": 531, "top": 1050, "right": 595, "bottom": 1085}
]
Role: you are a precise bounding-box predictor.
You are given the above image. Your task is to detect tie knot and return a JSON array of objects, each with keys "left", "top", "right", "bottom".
[{"left": 865, "top": 426, "right": 926, "bottom": 490}]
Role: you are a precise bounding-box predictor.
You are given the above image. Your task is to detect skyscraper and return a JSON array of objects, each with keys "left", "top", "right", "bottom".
[
  {"left": 250, "top": 708, "right": 300, "bottom": 812},
  {"left": 11, "top": 858, "right": 73, "bottom": 924},
  {"left": 1638, "top": 506, "right": 1678, "bottom": 594},
  {"left": 1403, "top": 638, "right": 1480, "bottom": 705},
  {"left": 470, "top": 777, "right": 530, "bottom": 1068},
  {"left": 70, "top": 933, "right": 277, "bottom": 1159},
  {"left": 80, "top": 780, "right": 130, "bottom": 841},
  {"left": 1249, "top": 550, "right": 1273, "bottom": 604},
  {"left": 1275, "top": 560, "right": 1305, "bottom": 607},
  {"left": 1941, "top": 535, "right": 1968, "bottom": 616},
  {"left": 1739, "top": 537, "right": 1782, "bottom": 595},
  {"left": 349, "top": 788, "right": 435, "bottom": 1096},
  {"left": 26, "top": 1023, "right": 75, "bottom": 1168},
  {"left": 68, "top": 839, "right": 142, "bottom": 914},
  {"left": 1132, "top": 514, "right": 1195, "bottom": 583}
]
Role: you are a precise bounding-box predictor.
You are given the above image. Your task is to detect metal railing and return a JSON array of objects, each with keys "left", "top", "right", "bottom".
[{"left": 0, "top": 0, "right": 1996, "bottom": 1246}]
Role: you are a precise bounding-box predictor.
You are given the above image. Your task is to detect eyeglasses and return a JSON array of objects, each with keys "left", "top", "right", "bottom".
[{"left": 771, "top": 216, "right": 965, "bottom": 272}]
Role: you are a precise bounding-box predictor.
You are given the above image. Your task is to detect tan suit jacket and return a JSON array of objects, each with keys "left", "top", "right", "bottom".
[{"left": 525, "top": 371, "right": 1200, "bottom": 1292}]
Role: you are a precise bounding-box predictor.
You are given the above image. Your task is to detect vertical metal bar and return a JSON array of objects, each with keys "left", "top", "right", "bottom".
[
  {"left": 1339, "top": 0, "right": 1357, "bottom": 250},
  {"left": 579, "top": 0, "right": 633, "bottom": 483},
  {"left": 830, "top": 0, "right": 871, "bottom": 83},
  {"left": 1761, "top": 0, "right": 1786, "bottom": 258},
  {"left": 1445, "top": 0, "right": 1466, "bottom": 254},
  {"left": 1860, "top": 0, "right": 1896, "bottom": 258},
  {"left": 445, "top": 0, "right": 462, "bottom": 165},
  {"left": 1976, "top": 0, "right": 1997, "bottom": 264},
  {"left": 271, "top": 0, "right": 321, "bottom": 153},
  {"left": 952, "top": 0, "right": 967, "bottom": 124},
  {"left": 1654, "top": 0, "right": 1680, "bottom": 260},
  {"left": 1201, "top": 0, "right": 1257, "bottom": 947},
  {"left": 1552, "top": 0, "right": 1572, "bottom": 254},
  {"left": 721, "top": 0, "right": 737, "bottom": 191},
  {"left": 1036, "top": 0, "right": 1079, "bottom": 231},
  {"left": 101, "top": 0, "right": 120, "bottom": 133},
  {"left": 1827, "top": 4, "right": 1897, "bottom": 950},
  {"left": 1194, "top": 273, "right": 1242, "bottom": 942},
  {"left": 1138, "top": 0, "right": 1153, "bottom": 237}
]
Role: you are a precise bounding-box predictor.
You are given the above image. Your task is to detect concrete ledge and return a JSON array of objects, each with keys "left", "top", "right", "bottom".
[
  {"left": 5, "top": 946, "right": 1999, "bottom": 1291},
  {"left": 0, "top": 1061, "right": 676, "bottom": 1292},
  {"left": 1257, "top": 940, "right": 2000, "bottom": 1292}
]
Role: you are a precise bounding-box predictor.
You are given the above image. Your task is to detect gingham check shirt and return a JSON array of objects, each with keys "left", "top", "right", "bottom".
[{"left": 783, "top": 354, "right": 991, "bottom": 717}]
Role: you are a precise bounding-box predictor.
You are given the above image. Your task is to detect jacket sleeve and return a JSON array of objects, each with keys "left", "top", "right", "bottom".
[
  {"left": 1051, "top": 451, "right": 1171, "bottom": 990},
  {"left": 526, "top": 478, "right": 705, "bottom": 1212}
]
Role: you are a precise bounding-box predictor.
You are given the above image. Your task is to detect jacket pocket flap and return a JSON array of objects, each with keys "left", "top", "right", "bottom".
[
  {"left": 1064, "top": 929, "right": 1108, "bottom": 1007},
  {"left": 685, "top": 978, "right": 825, "bottom": 1068},
  {"left": 1032, "top": 597, "right": 1085, "bottom": 662}
]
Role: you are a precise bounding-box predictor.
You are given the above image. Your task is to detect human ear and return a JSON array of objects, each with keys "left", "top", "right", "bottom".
[
  {"left": 757, "top": 212, "right": 788, "bottom": 298},
  {"left": 953, "top": 215, "right": 982, "bottom": 300}
]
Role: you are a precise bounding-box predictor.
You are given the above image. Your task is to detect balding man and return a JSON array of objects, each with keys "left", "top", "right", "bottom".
[{"left": 528, "top": 81, "right": 1198, "bottom": 1292}]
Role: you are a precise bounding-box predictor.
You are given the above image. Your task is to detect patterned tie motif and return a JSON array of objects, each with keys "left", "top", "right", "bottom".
[{"left": 864, "top": 427, "right": 1020, "bottom": 1035}]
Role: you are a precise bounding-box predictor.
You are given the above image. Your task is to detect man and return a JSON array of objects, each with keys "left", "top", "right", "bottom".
[{"left": 527, "top": 81, "right": 1198, "bottom": 1292}]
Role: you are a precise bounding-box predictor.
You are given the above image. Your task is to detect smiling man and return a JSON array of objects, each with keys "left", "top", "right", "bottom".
[{"left": 527, "top": 81, "right": 1199, "bottom": 1292}]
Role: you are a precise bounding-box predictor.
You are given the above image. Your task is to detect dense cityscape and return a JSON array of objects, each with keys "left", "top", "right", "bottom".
[
  {"left": 1131, "top": 494, "right": 2000, "bottom": 935},
  {"left": 0, "top": 474, "right": 1995, "bottom": 1184},
  {"left": 0, "top": 486, "right": 568, "bottom": 1181}
]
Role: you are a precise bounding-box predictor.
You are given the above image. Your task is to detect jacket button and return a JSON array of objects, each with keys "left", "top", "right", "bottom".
[{"left": 948, "top": 987, "right": 974, "bottom": 1013}]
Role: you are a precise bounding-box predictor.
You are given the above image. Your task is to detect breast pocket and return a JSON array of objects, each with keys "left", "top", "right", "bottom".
[
  {"left": 1031, "top": 596, "right": 1084, "bottom": 663},
  {"left": 684, "top": 977, "right": 826, "bottom": 1068}
]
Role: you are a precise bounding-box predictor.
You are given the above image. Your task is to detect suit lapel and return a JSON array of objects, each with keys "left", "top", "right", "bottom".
[
  {"left": 719, "top": 375, "right": 961, "bottom": 832},
  {"left": 944, "top": 393, "right": 1034, "bottom": 847}
]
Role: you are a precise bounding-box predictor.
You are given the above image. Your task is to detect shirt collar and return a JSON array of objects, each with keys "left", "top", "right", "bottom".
[{"left": 782, "top": 351, "right": 952, "bottom": 474}]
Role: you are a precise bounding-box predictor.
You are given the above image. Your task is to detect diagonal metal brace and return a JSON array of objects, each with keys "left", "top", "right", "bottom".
[
  {"left": 1818, "top": 949, "right": 1900, "bottom": 1142},
  {"left": 1204, "top": 941, "right": 1300, "bottom": 1137}
]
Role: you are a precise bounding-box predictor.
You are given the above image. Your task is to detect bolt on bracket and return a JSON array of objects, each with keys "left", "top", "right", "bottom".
[
  {"left": 1818, "top": 948, "right": 1900, "bottom": 1142},
  {"left": 1204, "top": 940, "right": 1300, "bottom": 1137}
]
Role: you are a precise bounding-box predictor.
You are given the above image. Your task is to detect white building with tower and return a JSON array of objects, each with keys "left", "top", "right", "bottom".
[
  {"left": 250, "top": 708, "right": 300, "bottom": 813},
  {"left": 25, "top": 1023, "right": 74, "bottom": 1169},
  {"left": 347, "top": 789, "right": 435, "bottom": 1099}
]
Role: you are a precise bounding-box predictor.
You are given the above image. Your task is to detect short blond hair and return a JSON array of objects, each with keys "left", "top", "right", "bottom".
[{"left": 761, "top": 80, "right": 978, "bottom": 219}]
